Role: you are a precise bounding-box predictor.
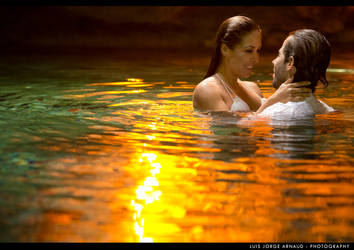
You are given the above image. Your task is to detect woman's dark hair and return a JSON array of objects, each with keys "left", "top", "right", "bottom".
[
  {"left": 204, "top": 16, "right": 261, "bottom": 79},
  {"left": 283, "top": 29, "right": 331, "bottom": 92}
]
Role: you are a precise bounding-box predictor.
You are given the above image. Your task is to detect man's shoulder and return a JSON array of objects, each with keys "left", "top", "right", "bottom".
[{"left": 316, "top": 98, "right": 335, "bottom": 113}]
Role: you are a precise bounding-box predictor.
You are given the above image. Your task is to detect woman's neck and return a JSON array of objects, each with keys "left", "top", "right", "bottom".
[
  {"left": 215, "top": 63, "right": 262, "bottom": 111},
  {"left": 216, "top": 65, "right": 239, "bottom": 90}
]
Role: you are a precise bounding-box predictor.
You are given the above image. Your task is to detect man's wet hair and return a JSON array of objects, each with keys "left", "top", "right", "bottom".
[{"left": 283, "top": 29, "right": 331, "bottom": 92}]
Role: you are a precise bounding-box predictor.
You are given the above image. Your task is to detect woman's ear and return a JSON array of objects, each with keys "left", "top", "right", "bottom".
[
  {"left": 221, "top": 43, "right": 230, "bottom": 57},
  {"left": 287, "top": 56, "right": 296, "bottom": 76}
]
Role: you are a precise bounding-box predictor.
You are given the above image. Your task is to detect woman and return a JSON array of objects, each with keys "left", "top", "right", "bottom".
[{"left": 193, "top": 16, "right": 310, "bottom": 113}]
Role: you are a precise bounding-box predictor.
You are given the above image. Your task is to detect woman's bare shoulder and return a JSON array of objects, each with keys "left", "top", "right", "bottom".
[
  {"left": 193, "top": 76, "right": 226, "bottom": 111},
  {"left": 194, "top": 77, "right": 221, "bottom": 96},
  {"left": 195, "top": 76, "right": 219, "bottom": 89}
]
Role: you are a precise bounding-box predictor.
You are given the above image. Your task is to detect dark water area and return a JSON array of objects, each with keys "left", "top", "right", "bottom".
[{"left": 0, "top": 48, "right": 353, "bottom": 242}]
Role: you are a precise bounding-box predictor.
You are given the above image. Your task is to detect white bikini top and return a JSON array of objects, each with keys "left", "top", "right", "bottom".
[{"left": 215, "top": 73, "right": 251, "bottom": 112}]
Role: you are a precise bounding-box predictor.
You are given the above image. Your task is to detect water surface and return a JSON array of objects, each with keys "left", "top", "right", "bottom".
[{"left": 0, "top": 50, "right": 353, "bottom": 242}]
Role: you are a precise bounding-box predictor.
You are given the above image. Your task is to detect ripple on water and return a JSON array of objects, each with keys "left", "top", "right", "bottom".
[{"left": 0, "top": 56, "right": 353, "bottom": 242}]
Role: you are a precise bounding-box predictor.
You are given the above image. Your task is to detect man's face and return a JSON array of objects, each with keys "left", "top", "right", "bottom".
[{"left": 272, "top": 38, "right": 290, "bottom": 89}]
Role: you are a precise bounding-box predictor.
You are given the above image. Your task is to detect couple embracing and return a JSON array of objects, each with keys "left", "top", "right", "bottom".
[{"left": 193, "top": 16, "right": 334, "bottom": 119}]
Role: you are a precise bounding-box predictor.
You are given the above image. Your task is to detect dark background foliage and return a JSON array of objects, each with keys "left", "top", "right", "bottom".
[{"left": 0, "top": 6, "right": 353, "bottom": 54}]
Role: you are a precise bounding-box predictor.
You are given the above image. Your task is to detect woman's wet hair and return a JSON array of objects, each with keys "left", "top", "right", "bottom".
[
  {"left": 283, "top": 29, "right": 331, "bottom": 92},
  {"left": 204, "top": 16, "right": 261, "bottom": 79}
]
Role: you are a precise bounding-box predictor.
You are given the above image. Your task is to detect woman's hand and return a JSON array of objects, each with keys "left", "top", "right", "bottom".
[
  {"left": 271, "top": 78, "right": 312, "bottom": 103},
  {"left": 256, "top": 78, "right": 311, "bottom": 114}
]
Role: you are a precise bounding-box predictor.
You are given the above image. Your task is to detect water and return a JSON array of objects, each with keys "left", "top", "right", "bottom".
[{"left": 0, "top": 50, "right": 353, "bottom": 242}]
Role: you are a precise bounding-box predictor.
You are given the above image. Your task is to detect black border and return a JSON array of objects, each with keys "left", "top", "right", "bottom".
[{"left": 1, "top": 1, "right": 354, "bottom": 6}]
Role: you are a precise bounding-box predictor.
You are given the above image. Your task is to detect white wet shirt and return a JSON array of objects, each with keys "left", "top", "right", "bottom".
[{"left": 259, "top": 94, "right": 335, "bottom": 120}]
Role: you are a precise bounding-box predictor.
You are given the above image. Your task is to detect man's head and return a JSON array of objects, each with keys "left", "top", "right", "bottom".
[{"left": 272, "top": 29, "right": 331, "bottom": 92}]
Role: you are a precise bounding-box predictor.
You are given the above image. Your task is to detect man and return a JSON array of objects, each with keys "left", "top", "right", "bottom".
[{"left": 256, "top": 29, "right": 335, "bottom": 119}]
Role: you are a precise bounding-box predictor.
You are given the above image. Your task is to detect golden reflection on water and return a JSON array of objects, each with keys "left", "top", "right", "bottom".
[
  {"left": 30, "top": 76, "right": 354, "bottom": 242},
  {"left": 87, "top": 78, "right": 144, "bottom": 86},
  {"left": 131, "top": 152, "right": 161, "bottom": 242}
]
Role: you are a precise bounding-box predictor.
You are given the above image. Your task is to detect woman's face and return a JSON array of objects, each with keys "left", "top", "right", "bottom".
[{"left": 224, "top": 30, "right": 262, "bottom": 79}]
